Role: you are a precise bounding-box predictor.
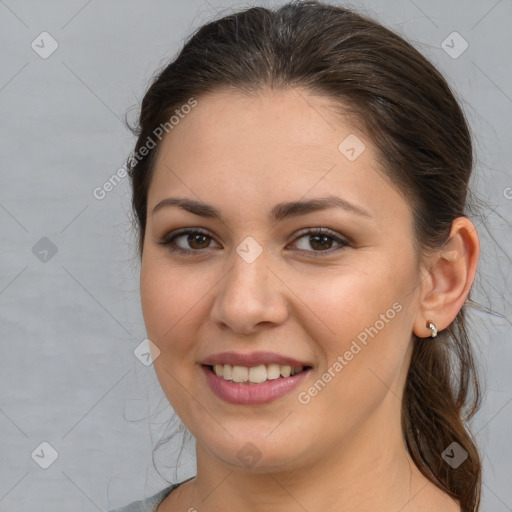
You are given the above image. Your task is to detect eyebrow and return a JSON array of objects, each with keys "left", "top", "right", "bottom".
[{"left": 152, "top": 195, "right": 373, "bottom": 221}]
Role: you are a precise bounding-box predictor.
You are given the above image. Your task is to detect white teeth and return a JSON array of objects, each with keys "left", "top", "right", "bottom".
[
  {"left": 248, "top": 365, "right": 267, "bottom": 383},
  {"left": 211, "top": 363, "right": 306, "bottom": 383},
  {"left": 232, "top": 365, "right": 248, "bottom": 383},
  {"left": 280, "top": 365, "right": 291, "bottom": 378},
  {"left": 214, "top": 364, "right": 223, "bottom": 377},
  {"left": 266, "top": 364, "right": 281, "bottom": 380}
]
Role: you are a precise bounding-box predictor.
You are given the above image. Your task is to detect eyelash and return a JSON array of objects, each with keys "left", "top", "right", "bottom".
[{"left": 157, "top": 227, "right": 349, "bottom": 258}]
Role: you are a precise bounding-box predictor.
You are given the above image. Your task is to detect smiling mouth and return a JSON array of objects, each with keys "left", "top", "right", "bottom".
[{"left": 205, "top": 363, "right": 310, "bottom": 384}]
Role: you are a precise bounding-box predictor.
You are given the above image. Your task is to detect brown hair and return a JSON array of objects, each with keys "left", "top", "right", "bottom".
[{"left": 127, "top": 1, "right": 482, "bottom": 509}]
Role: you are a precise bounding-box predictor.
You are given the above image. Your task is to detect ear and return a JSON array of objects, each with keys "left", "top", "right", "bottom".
[{"left": 413, "top": 216, "right": 480, "bottom": 338}]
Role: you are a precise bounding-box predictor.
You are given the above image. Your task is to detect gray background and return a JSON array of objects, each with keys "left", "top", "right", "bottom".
[{"left": 1, "top": 0, "right": 511, "bottom": 510}]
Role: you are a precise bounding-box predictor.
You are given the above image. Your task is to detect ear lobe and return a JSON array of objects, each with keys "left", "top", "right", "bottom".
[{"left": 413, "top": 217, "right": 480, "bottom": 338}]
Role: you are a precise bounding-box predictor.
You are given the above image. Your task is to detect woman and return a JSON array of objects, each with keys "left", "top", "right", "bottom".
[{"left": 110, "top": 1, "right": 482, "bottom": 510}]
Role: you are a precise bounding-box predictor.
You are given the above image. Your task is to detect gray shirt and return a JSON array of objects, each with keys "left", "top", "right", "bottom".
[{"left": 108, "top": 478, "right": 193, "bottom": 512}]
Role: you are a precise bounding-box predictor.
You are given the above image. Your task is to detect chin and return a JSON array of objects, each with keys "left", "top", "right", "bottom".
[{"left": 196, "top": 426, "right": 315, "bottom": 473}]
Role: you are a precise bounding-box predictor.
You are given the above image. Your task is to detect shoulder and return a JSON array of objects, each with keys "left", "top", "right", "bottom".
[{"left": 107, "top": 483, "right": 182, "bottom": 512}]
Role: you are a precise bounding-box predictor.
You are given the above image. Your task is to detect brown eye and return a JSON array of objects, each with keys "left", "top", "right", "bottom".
[
  {"left": 158, "top": 229, "right": 219, "bottom": 254},
  {"left": 309, "top": 234, "right": 334, "bottom": 251},
  {"left": 290, "top": 228, "right": 349, "bottom": 257},
  {"left": 184, "top": 232, "right": 211, "bottom": 250}
]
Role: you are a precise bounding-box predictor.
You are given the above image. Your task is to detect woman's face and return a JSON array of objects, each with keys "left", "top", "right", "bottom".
[{"left": 140, "top": 88, "right": 424, "bottom": 472}]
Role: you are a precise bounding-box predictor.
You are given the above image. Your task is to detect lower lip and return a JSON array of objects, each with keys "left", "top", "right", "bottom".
[{"left": 202, "top": 365, "right": 311, "bottom": 405}]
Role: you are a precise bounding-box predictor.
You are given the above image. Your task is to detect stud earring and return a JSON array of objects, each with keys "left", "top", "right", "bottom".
[{"left": 426, "top": 319, "right": 437, "bottom": 338}]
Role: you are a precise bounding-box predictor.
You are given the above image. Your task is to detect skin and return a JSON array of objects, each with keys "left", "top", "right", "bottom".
[{"left": 139, "top": 87, "right": 479, "bottom": 512}]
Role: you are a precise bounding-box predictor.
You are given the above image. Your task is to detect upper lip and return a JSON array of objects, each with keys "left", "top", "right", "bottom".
[{"left": 201, "top": 351, "right": 311, "bottom": 368}]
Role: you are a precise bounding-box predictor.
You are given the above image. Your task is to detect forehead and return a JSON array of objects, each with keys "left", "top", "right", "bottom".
[
  {"left": 157, "top": 87, "right": 355, "bottom": 167},
  {"left": 148, "top": 88, "right": 410, "bottom": 227}
]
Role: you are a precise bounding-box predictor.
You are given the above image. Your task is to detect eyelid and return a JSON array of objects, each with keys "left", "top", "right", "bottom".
[
  {"left": 158, "top": 227, "right": 349, "bottom": 256},
  {"left": 288, "top": 227, "right": 349, "bottom": 256},
  {"left": 291, "top": 227, "right": 347, "bottom": 243},
  {"left": 157, "top": 228, "right": 219, "bottom": 253}
]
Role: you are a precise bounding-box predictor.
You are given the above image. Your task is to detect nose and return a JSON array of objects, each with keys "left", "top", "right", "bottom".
[{"left": 210, "top": 245, "right": 289, "bottom": 336}]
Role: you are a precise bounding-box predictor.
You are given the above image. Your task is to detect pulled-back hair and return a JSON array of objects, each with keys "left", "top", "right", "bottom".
[{"left": 128, "top": 2, "right": 482, "bottom": 509}]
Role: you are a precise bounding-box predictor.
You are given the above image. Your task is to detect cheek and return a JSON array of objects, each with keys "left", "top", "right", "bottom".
[
  {"left": 139, "top": 257, "right": 207, "bottom": 418},
  {"left": 298, "top": 264, "right": 414, "bottom": 395},
  {"left": 300, "top": 265, "right": 404, "bottom": 343},
  {"left": 140, "top": 255, "right": 198, "bottom": 340},
  {"left": 140, "top": 263, "right": 169, "bottom": 343},
  {"left": 140, "top": 255, "right": 221, "bottom": 377}
]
